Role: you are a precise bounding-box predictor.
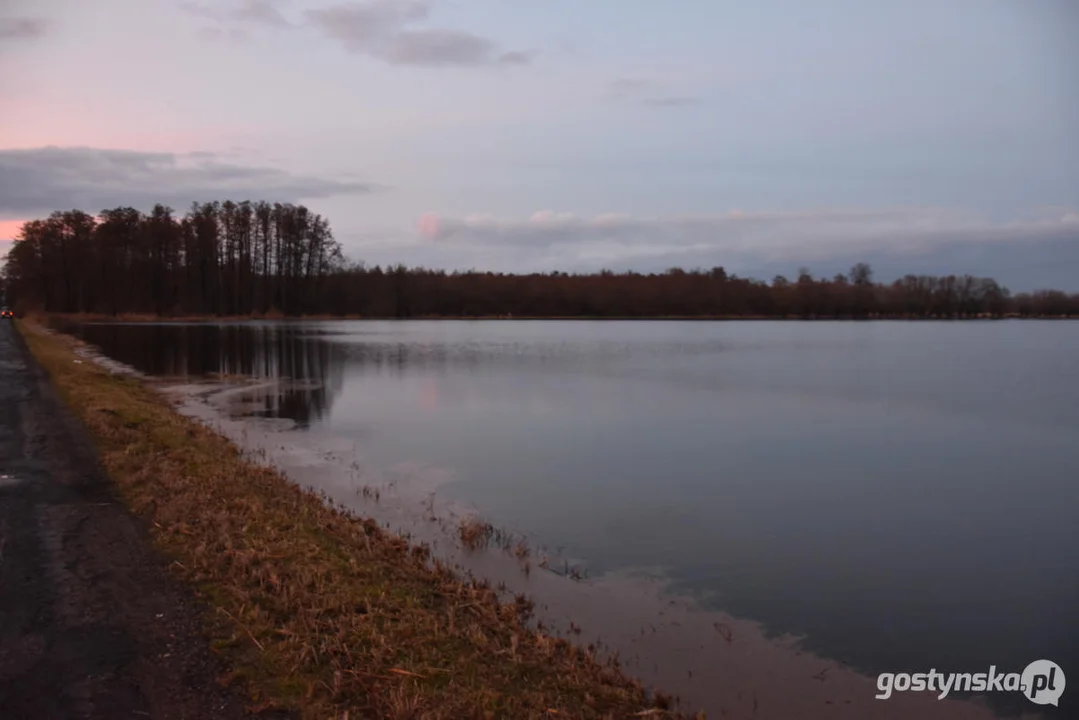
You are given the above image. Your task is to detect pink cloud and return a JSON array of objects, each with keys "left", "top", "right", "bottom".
[
  {"left": 529, "top": 210, "right": 576, "bottom": 224},
  {"left": 0, "top": 219, "right": 28, "bottom": 242},
  {"left": 417, "top": 213, "right": 441, "bottom": 239}
]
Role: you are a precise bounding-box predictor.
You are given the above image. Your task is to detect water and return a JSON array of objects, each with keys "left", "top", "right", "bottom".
[{"left": 55, "top": 319, "right": 1079, "bottom": 717}]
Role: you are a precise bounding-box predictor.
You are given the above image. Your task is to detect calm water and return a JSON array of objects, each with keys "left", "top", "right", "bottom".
[{"left": 57, "top": 319, "right": 1079, "bottom": 712}]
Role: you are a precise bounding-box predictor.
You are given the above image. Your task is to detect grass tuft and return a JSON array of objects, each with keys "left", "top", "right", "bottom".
[{"left": 458, "top": 517, "right": 495, "bottom": 550}]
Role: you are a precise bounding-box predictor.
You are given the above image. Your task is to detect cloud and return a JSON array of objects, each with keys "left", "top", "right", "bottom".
[
  {"left": 608, "top": 78, "right": 652, "bottom": 100},
  {"left": 497, "top": 50, "right": 534, "bottom": 66},
  {"left": 413, "top": 208, "right": 1079, "bottom": 278},
  {"left": 232, "top": 0, "right": 290, "bottom": 27},
  {"left": 416, "top": 213, "right": 440, "bottom": 238},
  {"left": 0, "top": 146, "right": 378, "bottom": 217},
  {"left": 304, "top": 1, "right": 429, "bottom": 48},
  {"left": 179, "top": 0, "right": 290, "bottom": 28},
  {"left": 643, "top": 96, "right": 700, "bottom": 108},
  {"left": 382, "top": 28, "right": 496, "bottom": 67},
  {"left": 609, "top": 77, "right": 701, "bottom": 108},
  {"left": 179, "top": 0, "right": 531, "bottom": 67},
  {"left": 0, "top": 219, "right": 27, "bottom": 242},
  {"left": 0, "top": 16, "right": 47, "bottom": 41},
  {"left": 305, "top": 1, "right": 531, "bottom": 67}
]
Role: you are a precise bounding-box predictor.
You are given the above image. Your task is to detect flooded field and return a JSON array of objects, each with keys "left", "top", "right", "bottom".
[{"left": 54, "top": 319, "right": 1079, "bottom": 719}]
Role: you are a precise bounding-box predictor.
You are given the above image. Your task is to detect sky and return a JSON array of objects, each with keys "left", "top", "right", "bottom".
[{"left": 1, "top": 0, "right": 1077, "bottom": 289}]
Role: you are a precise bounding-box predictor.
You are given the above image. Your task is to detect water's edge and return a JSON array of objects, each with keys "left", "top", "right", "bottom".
[{"left": 127, "top": 365, "right": 1012, "bottom": 720}]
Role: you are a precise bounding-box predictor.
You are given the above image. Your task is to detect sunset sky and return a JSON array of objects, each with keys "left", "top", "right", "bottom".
[{"left": 2, "top": 0, "right": 1077, "bottom": 288}]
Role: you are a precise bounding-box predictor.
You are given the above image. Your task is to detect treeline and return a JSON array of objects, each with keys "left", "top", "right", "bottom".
[
  {"left": 4, "top": 201, "right": 342, "bottom": 316},
  {"left": 324, "top": 264, "right": 1077, "bottom": 318},
  {"left": 4, "top": 202, "right": 1078, "bottom": 318}
]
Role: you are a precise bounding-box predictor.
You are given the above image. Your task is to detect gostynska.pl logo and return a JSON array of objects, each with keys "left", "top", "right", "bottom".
[{"left": 876, "top": 659, "right": 1064, "bottom": 707}]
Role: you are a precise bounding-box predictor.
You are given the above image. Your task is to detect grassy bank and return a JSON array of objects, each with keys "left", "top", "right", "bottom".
[{"left": 18, "top": 320, "right": 684, "bottom": 719}]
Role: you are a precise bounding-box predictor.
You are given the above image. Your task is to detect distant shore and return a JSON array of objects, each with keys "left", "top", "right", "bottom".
[
  {"left": 10, "top": 204, "right": 1077, "bottom": 321},
  {"left": 34, "top": 311, "right": 1079, "bottom": 323}
]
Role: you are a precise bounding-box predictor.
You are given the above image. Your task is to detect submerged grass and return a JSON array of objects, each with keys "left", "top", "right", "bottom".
[{"left": 19, "top": 320, "right": 686, "bottom": 719}]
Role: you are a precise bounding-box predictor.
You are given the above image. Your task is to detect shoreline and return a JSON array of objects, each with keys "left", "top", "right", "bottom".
[
  {"left": 159, "top": 371, "right": 1020, "bottom": 720},
  {"left": 17, "top": 320, "right": 681, "bottom": 719}
]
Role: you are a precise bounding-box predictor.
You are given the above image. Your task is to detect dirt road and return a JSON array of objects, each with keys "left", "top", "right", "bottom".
[{"left": 0, "top": 321, "right": 254, "bottom": 719}]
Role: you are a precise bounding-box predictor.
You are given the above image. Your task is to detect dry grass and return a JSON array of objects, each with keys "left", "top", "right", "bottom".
[
  {"left": 458, "top": 517, "right": 496, "bottom": 550},
  {"left": 18, "top": 320, "right": 687, "bottom": 720}
]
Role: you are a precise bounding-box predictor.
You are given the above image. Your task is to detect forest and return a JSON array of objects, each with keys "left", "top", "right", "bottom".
[{"left": 3, "top": 201, "right": 1077, "bottom": 319}]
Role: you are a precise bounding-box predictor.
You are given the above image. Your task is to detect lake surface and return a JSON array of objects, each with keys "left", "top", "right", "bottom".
[{"left": 55, "top": 319, "right": 1079, "bottom": 716}]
